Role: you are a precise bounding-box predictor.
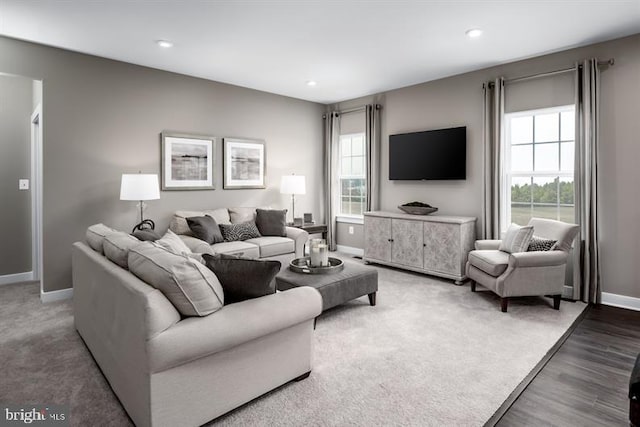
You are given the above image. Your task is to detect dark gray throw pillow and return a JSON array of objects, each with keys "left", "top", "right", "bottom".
[
  {"left": 202, "top": 253, "right": 281, "bottom": 304},
  {"left": 132, "top": 229, "right": 161, "bottom": 242},
  {"left": 256, "top": 209, "right": 287, "bottom": 237},
  {"left": 187, "top": 215, "right": 224, "bottom": 244},
  {"left": 219, "top": 221, "right": 261, "bottom": 242}
]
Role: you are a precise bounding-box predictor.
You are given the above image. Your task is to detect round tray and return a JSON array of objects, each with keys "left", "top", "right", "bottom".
[{"left": 289, "top": 257, "right": 344, "bottom": 274}]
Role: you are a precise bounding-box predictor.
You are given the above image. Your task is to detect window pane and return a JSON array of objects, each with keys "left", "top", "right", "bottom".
[
  {"left": 560, "top": 141, "right": 574, "bottom": 172},
  {"left": 510, "top": 116, "right": 533, "bottom": 144},
  {"left": 561, "top": 110, "right": 575, "bottom": 141},
  {"left": 511, "top": 144, "right": 533, "bottom": 172},
  {"left": 559, "top": 177, "right": 575, "bottom": 223},
  {"left": 534, "top": 143, "right": 559, "bottom": 171},
  {"left": 511, "top": 176, "right": 531, "bottom": 226},
  {"left": 341, "top": 179, "right": 349, "bottom": 196},
  {"left": 341, "top": 197, "right": 350, "bottom": 215},
  {"left": 532, "top": 177, "right": 558, "bottom": 220},
  {"left": 352, "top": 136, "right": 364, "bottom": 155},
  {"left": 352, "top": 155, "right": 364, "bottom": 176},
  {"left": 341, "top": 157, "right": 351, "bottom": 175},
  {"left": 341, "top": 138, "right": 351, "bottom": 157},
  {"left": 534, "top": 113, "right": 559, "bottom": 142}
]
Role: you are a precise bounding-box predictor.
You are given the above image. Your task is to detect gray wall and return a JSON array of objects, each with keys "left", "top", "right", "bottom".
[
  {"left": 0, "top": 36, "right": 324, "bottom": 292},
  {"left": 336, "top": 221, "right": 364, "bottom": 249},
  {"left": 0, "top": 74, "right": 32, "bottom": 275},
  {"left": 335, "top": 34, "right": 640, "bottom": 300}
]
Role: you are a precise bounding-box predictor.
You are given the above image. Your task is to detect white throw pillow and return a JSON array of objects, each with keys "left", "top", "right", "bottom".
[
  {"left": 499, "top": 224, "right": 534, "bottom": 253},
  {"left": 103, "top": 231, "right": 140, "bottom": 269},
  {"left": 156, "top": 230, "right": 192, "bottom": 255}
]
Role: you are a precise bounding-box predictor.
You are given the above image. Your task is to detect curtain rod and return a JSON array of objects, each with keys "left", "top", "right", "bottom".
[
  {"left": 323, "top": 104, "right": 382, "bottom": 118},
  {"left": 488, "top": 58, "right": 614, "bottom": 87}
]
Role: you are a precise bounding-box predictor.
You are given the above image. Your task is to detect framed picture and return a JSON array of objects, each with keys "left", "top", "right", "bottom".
[
  {"left": 223, "top": 138, "right": 266, "bottom": 189},
  {"left": 161, "top": 132, "right": 216, "bottom": 190}
]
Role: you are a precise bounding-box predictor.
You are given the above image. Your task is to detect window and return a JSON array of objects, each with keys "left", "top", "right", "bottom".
[
  {"left": 338, "top": 133, "right": 366, "bottom": 217},
  {"left": 503, "top": 105, "right": 575, "bottom": 230}
]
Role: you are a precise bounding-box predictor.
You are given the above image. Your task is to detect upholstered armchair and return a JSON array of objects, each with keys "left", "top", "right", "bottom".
[{"left": 466, "top": 218, "right": 580, "bottom": 312}]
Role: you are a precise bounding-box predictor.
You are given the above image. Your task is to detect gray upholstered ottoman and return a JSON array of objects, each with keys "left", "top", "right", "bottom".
[{"left": 276, "top": 261, "right": 378, "bottom": 312}]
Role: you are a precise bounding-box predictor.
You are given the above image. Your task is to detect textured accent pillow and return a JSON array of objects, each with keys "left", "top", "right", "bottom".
[
  {"left": 255, "top": 209, "right": 287, "bottom": 237},
  {"left": 219, "top": 221, "right": 262, "bottom": 242},
  {"left": 86, "top": 223, "right": 117, "bottom": 254},
  {"left": 132, "top": 229, "right": 161, "bottom": 242},
  {"left": 202, "top": 253, "right": 281, "bottom": 304},
  {"left": 527, "top": 236, "right": 558, "bottom": 252},
  {"left": 103, "top": 231, "right": 140, "bottom": 269},
  {"left": 499, "top": 224, "right": 534, "bottom": 253},
  {"left": 128, "top": 242, "right": 224, "bottom": 316},
  {"left": 156, "top": 230, "right": 192, "bottom": 255},
  {"left": 187, "top": 215, "right": 224, "bottom": 244}
]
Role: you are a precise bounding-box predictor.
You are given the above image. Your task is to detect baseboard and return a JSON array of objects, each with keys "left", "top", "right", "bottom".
[
  {"left": 601, "top": 292, "right": 640, "bottom": 312},
  {"left": 0, "top": 271, "right": 34, "bottom": 286},
  {"left": 40, "top": 287, "right": 73, "bottom": 303},
  {"left": 336, "top": 245, "right": 364, "bottom": 257}
]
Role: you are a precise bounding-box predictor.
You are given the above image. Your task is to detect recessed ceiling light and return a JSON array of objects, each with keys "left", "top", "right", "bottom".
[
  {"left": 306, "top": 80, "right": 317, "bottom": 87},
  {"left": 465, "top": 29, "right": 483, "bottom": 38},
  {"left": 156, "top": 40, "right": 173, "bottom": 48}
]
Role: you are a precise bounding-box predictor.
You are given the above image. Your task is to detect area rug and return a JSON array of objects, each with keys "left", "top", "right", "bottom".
[{"left": 0, "top": 256, "right": 585, "bottom": 426}]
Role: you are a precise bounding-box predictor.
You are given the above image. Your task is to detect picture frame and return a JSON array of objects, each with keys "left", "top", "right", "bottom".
[
  {"left": 223, "top": 138, "right": 266, "bottom": 189},
  {"left": 161, "top": 132, "right": 216, "bottom": 191}
]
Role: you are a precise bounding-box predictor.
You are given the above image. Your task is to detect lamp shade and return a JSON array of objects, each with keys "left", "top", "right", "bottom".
[
  {"left": 120, "top": 174, "right": 160, "bottom": 201},
  {"left": 280, "top": 175, "right": 306, "bottom": 195}
]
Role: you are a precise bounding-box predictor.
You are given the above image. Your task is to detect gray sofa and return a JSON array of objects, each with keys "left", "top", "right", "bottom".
[
  {"left": 72, "top": 237, "right": 322, "bottom": 427},
  {"left": 169, "top": 207, "right": 308, "bottom": 258}
]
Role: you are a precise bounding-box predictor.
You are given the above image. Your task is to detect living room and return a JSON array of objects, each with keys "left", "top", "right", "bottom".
[{"left": 1, "top": 1, "right": 640, "bottom": 426}]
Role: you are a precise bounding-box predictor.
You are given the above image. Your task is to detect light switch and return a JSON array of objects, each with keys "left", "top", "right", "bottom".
[{"left": 19, "top": 179, "right": 29, "bottom": 190}]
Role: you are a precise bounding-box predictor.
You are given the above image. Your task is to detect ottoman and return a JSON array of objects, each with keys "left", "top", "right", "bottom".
[{"left": 276, "top": 260, "right": 378, "bottom": 312}]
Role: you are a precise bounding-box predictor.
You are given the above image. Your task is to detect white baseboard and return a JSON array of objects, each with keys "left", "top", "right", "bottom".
[
  {"left": 0, "top": 271, "right": 34, "bottom": 286},
  {"left": 40, "top": 287, "right": 73, "bottom": 303},
  {"left": 336, "top": 245, "right": 364, "bottom": 257},
  {"left": 601, "top": 292, "right": 640, "bottom": 312}
]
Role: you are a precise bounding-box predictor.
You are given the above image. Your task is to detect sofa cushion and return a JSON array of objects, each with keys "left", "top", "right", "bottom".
[
  {"left": 128, "top": 242, "right": 224, "bottom": 317},
  {"left": 255, "top": 209, "right": 287, "bottom": 237},
  {"left": 499, "top": 224, "right": 534, "bottom": 253},
  {"left": 468, "top": 250, "right": 510, "bottom": 277},
  {"left": 169, "top": 209, "right": 231, "bottom": 236},
  {"left": 245, "top": 237, "right": 294, "bottom": 258},
  {"left": 202, "top": 254, "right": 280, "bottom": 304},
  {"left": 211, "top": 241, "right": 260, "bottom": 258},
  {"left": 86, "top": 223, "right": 117, "bottom": 254},
  {"left": 219, "top": 221, "right": 261, "bottom": 242},
  {"left": 156, "top": 230, "right": 192, "bottom": 255},
  {"left": 228, "top": 207, "right": 257, "bottom": 224},
  {"left": 527, "top": 236, "right": 557, "bottom": 252},
  {"left": 103, "top": 231, "right": 140, "bottom": 269},
  {"left": 187, "top": 215, "right": 224, "bottom": 244}
]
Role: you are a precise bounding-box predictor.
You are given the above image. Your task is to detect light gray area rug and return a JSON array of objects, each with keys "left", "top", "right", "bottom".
[{"left": 0, "top": 257, "right": 585, "bottom": 426}]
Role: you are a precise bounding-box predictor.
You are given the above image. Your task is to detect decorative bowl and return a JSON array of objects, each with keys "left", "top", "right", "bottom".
[{"left": 398, "top": 205, "right": 438, "bottom": 215}]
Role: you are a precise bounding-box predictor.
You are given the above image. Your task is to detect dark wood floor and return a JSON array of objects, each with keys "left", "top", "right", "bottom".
[{"left": 497, "top": 305, "right": 640, "bottom": 426}]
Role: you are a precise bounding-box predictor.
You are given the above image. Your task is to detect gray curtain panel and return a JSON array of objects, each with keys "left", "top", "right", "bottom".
[
  {"left": 324, "top": 112, "right": 340, "bottom": 251},
  {"left": 365, "top": 104, "right": 381, "bottom": 212},
  {"left": 482, "top": 77, "right": 505, "bottom": 239},
  {"left": 573, "top": 59, "right": 601, "bottom": 303}
]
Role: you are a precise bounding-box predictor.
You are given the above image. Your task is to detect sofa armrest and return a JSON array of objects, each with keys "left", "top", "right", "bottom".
[
  {"left": 178, "top": 235, "right": 215, "bottom": 255},
  {"left": 508, "top": 250, "right": 568, "bottom": 268},
  {"left": 475, "top": 240, "right": 501, "bottom": 250},
  {"left": 285, "top": 226, "right": 309, "bottom": 258},
  {"left": 148, "top": 286, "right": 322, "bottom": 373}
]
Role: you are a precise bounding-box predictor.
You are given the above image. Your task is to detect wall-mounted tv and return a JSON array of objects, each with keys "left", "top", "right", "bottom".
[{"left": 389, "top": 126, "right": 466, "bottom": 180}]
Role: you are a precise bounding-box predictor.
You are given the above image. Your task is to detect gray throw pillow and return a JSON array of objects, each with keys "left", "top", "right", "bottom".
[
  {"left": 255, "top": 209, "right": 287, "bottom": 237},
  {"left": 202, "top": 253, "right": 281, "bottom": 304},
  {"left": 132, "top": 229, "right": 161, "bottom": 242},
  {"left": 187, "top": 215, "right": 224, "bottom": 244},
  {"left": 527, "top": 236, "right": 557, "bottom": 252},
  {"left": 103, "top": 231, "right": 140, "bottom": 269},
  {"left": 219, "top": 221, "right": 262, "bottom": 242},
  {"left": 499, "top": 224, "right": 534, "bottom": 253}
]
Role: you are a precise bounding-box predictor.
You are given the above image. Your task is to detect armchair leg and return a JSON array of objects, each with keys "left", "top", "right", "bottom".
[
  {"left": 470, "top": 281, "right": 476, "bottom": 292},
  {"left": 553, "top": 295, "right": 561, "bottom": 310},
  {"left": 501, "top": 297, "right": 509, "bottom": 313}
]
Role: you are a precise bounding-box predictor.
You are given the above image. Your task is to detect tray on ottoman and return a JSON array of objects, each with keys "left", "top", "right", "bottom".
[{"left": 276, "top": 259, "right": 378, "bottom": 312}]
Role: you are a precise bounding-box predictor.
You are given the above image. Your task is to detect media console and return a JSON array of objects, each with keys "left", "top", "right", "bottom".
[{"left": 363, "top": 211, "right": 476, "bottom": 284}]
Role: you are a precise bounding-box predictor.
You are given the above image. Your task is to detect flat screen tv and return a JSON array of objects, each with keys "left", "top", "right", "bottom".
[{"left": 389, "top": 126, "right": 466, "bottom": 180}]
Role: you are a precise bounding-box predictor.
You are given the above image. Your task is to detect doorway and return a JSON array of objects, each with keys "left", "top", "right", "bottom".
[{"left": 31, "top": 104, "right": 43, "bottom": 291}]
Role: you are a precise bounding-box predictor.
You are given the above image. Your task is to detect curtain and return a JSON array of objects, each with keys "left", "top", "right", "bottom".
[
  {"left": 482, "top": 77, "right": 505, "bottom": 239},
  {"left": 573, "top": 59, "right": 601, "bottom": 303},
  {"left": 365, "top": 104, "right": 381, "bottom": 211},
  {"left": 323, "top": 111, "right": 340, "bottom": 251}
]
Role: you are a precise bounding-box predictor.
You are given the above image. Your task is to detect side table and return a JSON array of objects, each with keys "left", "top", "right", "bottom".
[{"left": 289, "top": 223, "right": 328, "bottom": 240}]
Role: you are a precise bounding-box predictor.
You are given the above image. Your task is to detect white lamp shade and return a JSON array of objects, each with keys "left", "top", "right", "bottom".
[
  {"left": 280, "top": 175, "right": 306, "bottom": 195},
  {"left": 120, "top": 174, "right": 160, "bottom": 201}
]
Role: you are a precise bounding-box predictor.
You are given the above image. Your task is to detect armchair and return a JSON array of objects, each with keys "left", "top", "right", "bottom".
[{"left": 466, "top": 218, "right": 579, "bottom": 312}]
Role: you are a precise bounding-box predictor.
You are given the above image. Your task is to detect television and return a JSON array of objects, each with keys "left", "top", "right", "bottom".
[{"left": 389, "top": 126, "right": 466, "bottom": 180}]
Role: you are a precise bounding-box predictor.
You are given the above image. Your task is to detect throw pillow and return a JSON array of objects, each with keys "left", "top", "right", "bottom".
[
  {"left": 187, "top": 215, "right": 224, "bottom": 244},
  {"left": 228, "top": 207, "right": 257, "bottom": 224},
  {"left": 132, "top": 229, "right": 161, "bottom": 242},
  {"left": 156, "top": 230, "right": 192, "bottom": 255},
  {"left": 202, "top": 253, "right": 281, "bottom": 304},
  {"left": 86, "top": 223, "right": 117, "bottom": 254},
  {"left": 128, "top": 242, "right": 224, "bottom": 316},
  {"left": 103, "top": 231, "right": 140, "bottom": 269},
  {"left": 255, "top": 209, "right": 287, "bottom": 237},
  {"left": 527, "top": 236, "right": 557, "bottom": 252},
  {"left": 219, "top": 221, "right": 261, "bottom": 242},
  {"left": 499, "top": 223, "right": 534, "bottom": 253}
]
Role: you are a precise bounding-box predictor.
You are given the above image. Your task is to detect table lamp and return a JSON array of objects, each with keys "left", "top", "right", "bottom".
[
  {"left": 280, "top": 174, "right": 305, "bottom": 225},
  {"left": 120, "top": 173, "right": 160, "bottom": 231}
]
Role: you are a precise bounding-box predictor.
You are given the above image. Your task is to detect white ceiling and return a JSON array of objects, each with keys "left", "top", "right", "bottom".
[{"left": 1, "top": 1, "right": 639, "bottom": 104}]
